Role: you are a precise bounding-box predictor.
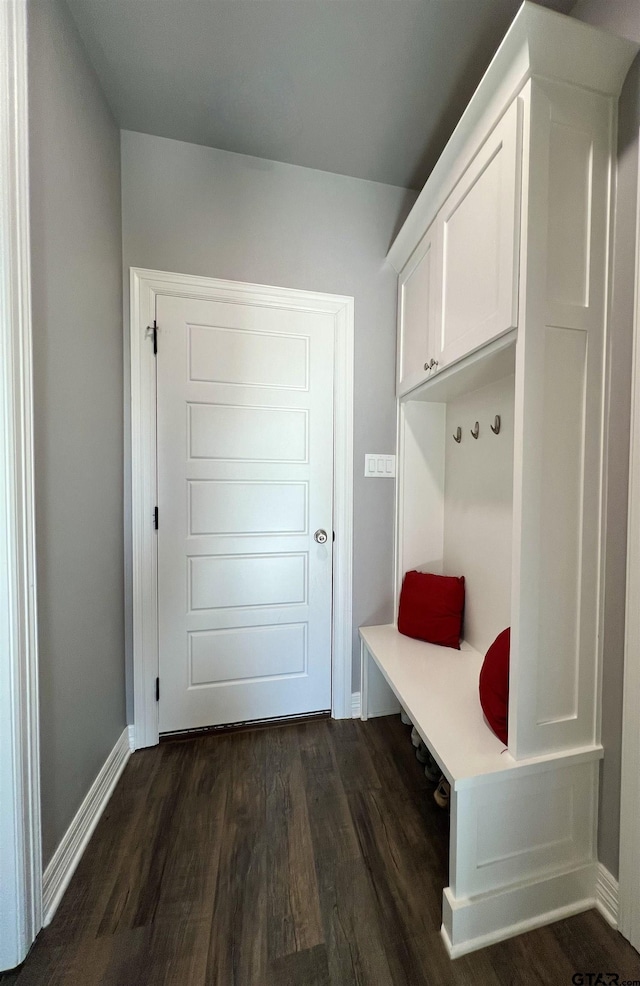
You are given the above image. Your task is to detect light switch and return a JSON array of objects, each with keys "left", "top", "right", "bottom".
[{"left": 364, "top": 454, "right": 396, "bottom": 477}]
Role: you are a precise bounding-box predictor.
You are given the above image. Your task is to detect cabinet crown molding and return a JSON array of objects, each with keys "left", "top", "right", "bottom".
[{"left": 387, "top": 0, "right": 639, "bottom": 274}]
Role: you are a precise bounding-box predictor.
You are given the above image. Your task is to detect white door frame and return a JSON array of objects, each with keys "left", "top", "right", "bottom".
[
  {"left": 130, "top": 268, "right": 354, "bottom": 749},
  {"left": 619, "top": 135, "right": 640, "bottom": 953},
  {"left": 0, "top": 0, "right": 42, "bottom": 969}
]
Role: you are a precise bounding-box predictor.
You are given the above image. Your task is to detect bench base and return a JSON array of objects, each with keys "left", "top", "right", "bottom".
[{"left": 441, "top": 862, "right": 597, "bottom": 957}]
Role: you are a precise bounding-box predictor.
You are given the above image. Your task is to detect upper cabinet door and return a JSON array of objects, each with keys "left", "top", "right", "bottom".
[
  {"left": 397, "top": 221, "right": 440, "bottom": 397},
  {"left": 437, "top": 99, "right": 522, "bottom": 368}
]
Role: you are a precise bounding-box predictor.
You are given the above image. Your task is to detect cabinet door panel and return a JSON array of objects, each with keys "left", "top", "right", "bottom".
[
  {"left": 397, "top": 224, "right": 439, "bottom": 396},
  {"left": 438, "top": 99, "right": 521, "bottom": 367}
]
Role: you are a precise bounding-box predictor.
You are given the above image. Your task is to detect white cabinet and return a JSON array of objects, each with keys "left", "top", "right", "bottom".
[
  {"left": 397, "top": 221, "right": 439, "bottom": 395},
  {"left": 369, "top": 0, "right": 638, "bottom": 959},
  {"left": 437, "top": 99, "right": 521, "bottom": 368},
  {"left": 396, "top": 100, "right": 521, "bottom": 396}
]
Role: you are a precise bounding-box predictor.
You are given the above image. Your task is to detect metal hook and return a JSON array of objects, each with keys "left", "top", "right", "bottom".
[
  {"left": 471, "top": 421, "right": 480, "bottom": 440},
  {"left": 453, "top": 426, "right": 462, "bottom": 443},
  {"left": 491, "top": 415, "right": 501, "bottom": 435}
]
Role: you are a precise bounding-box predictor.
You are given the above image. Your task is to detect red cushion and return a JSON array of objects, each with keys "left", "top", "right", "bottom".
[
  {"left": 479, "top": 628, "right": 510, "bottom": 745},
  {"left": 397, "top": 571, "right": 465, "bottom": 649}
]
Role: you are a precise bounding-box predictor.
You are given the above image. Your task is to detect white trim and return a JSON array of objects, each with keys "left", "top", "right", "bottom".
[
  {"left": 130, "top": 269, "right": 354, "bottom": 747},
  {"left": 619, "top": 132, "right": 640, "bottom": 954},
  {"left": 42, "top": 728, "right": 132, "bottom": 926},
  {"left": 351, "top": 692, "right": 361, "bottom": 718},
  {"left": 596, "top": 862, "right": 618, "bottom": 929},
  {"left": 130, "top": 271, "right": 159, "bottom": 750},
  {"left": 0, "top": 0, "right": 42, "bottom": 970},
  {"left": 441, "top": 891, "right": 596, "bottom": 959}
]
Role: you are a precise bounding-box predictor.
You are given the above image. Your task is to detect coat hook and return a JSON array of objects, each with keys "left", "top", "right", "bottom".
[
  {"left": 453, "top": 426, "right": 462, "bottom": 443},
  {"left": 491, "top": 415, "right": 501, "bottom": 435},
  {"left": 471, "top": 421, "right": 480, "bottom": 440}
]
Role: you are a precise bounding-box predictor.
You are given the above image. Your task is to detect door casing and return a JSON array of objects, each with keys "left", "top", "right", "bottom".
[
  {"left": 130, "top": 268, "right": 354, "bottom": 748},
  {"left": 619, "top": 138, "right": 640, "bottom": 952},
  {"left": 0, "top": 0, "right": 42, "bottom": 968}
]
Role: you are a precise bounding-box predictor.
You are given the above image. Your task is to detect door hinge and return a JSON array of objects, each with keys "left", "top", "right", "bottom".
[
  {"left": 155, "top": 677, "right": 160, "bottom": 702},
  {"left": 147, "top": 320, "right": 158, "bottom": 355},
  {"left": 154, "top": 506, "right": 158, "bottom": 530},
  {"left": 333, "top": 531, "right": 336, "bottom": 542}
]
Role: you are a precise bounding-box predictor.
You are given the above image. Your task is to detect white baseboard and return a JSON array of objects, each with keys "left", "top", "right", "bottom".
[
  {"left": 351, "top": 692, "right": 361, "bottom": 718},
  {"left": 127, "top": 724, "right": 135, "bottom": 752},
  {"left": 42, "top": 726, "right": 132, "bottom": 925},
  {"left": 444, "top": 870, "right": 619, "bottom": 958},
  {"left": 596, "top": 862, "right": 619, "bottom": 928},
  {"left": 441, "top": 863, "right": 596, "bottom": 957},
  {"left": 441, "top": 896, "right": 595, "bottom": 959}
]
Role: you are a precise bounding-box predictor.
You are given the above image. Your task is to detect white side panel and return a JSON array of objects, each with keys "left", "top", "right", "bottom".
[
  {"left": 450, "top": 760, "right": 597, "bottom": 899},
  {"left": 437, "top": 99, "right": 521, "bottom": 368},
  {"left": 537, "top": 328, "right": 586, "bottom": 725},
  {"left": 547, "top": 123, "right": 594, "bottom": 308},
  {"left": 362, "top": 658, "right": 401, "bottom": 719},
  {"left": 396, "top": 401, "right": 445, "bottom": 610},
  {"left": 443, "top": 375, "right": 514, "bottom": 655},
  {"left": 444, "top": 758, "right": 598, "bottom": 954},
  {"left": 511, "top": 80, "right": 611, "bottom": 758}
]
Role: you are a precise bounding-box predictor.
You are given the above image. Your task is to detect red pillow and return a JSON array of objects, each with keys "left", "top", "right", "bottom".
[
  {"left": 479, "top": 628, "right": 510, "bottom": 745},
  {"left": 397, "top": 571, "right": 465, "bottom": 649}
]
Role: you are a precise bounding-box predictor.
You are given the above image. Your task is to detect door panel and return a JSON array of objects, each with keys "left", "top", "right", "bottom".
[{"left": 156, "top": 294, "right": 334, "bottom": 732}]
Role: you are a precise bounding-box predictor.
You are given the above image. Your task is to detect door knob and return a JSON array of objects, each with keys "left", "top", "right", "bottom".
[{"left": 314, "top": 529, "right": 328, "bottom": 544}]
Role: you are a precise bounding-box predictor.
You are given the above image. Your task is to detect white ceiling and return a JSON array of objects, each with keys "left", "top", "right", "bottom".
[{"left": 64, "top": 0, "right": 576, "bottom": 190}]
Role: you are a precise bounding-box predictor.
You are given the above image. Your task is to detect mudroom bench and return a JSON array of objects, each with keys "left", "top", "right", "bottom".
[
  {"left": 359, "top": 623, "right": 603, "bottom": 957},
  {"left": 361, "top": 624, "right": 506, "bottom": 786}
]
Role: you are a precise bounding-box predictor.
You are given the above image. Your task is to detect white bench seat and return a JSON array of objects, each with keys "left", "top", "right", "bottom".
[{"left": 359, "top": 624, "right": 600, "bottom": 791}]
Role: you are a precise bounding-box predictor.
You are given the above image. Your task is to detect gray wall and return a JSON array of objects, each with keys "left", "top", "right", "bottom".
[
  {"left": 121, "top": 131, "right": 416, "bottom": 708},
  {"left": 571, "top": 0, "right": 640, "bottom": 879},
  {"left": 29, "top": 0, "right": 126, "bottom": 866}
]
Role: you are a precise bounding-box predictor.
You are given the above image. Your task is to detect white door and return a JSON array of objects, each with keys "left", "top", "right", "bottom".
[{"left": 155, "top": 293, "right": 334, "bottom": 733}]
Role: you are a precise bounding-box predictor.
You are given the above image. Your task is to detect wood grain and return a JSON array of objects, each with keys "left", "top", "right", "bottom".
[
  {"left": 2, "top": 716, "right": 639, "bottom": 986},
  {"left": 265, "top": 726, "right": 324, "bottom": 961}
]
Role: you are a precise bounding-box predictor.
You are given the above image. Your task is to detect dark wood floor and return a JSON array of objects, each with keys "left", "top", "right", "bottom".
[{"left": 3, "top": 716, "right": 640, "bottom": 985}]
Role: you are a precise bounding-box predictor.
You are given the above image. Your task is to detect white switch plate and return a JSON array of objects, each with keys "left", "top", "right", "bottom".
[{"left": 364, "top": 454, "right": 396, "bottom": 477}]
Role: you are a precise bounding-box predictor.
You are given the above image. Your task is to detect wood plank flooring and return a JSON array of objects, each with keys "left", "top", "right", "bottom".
[{"left": 3, "top": 716, "right": 640, "bottom": 985}]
